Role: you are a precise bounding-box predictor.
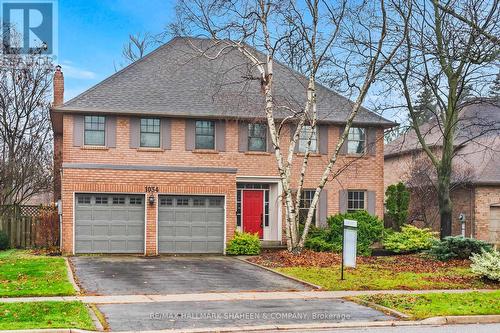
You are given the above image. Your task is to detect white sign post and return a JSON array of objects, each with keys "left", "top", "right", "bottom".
[{"left": 341, "top": 219, "right": 358, "bottom": 280}]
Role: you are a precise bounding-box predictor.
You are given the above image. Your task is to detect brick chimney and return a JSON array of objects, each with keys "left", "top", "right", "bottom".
[{"left": 53, "top": 65, "right": 64, "bottom": 107}]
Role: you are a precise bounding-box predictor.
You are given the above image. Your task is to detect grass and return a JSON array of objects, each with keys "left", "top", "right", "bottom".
[
  {"left": 0, "top": 301, "right": 95, "bottom": 330},
  {"left": 0, "top": 249, "right": 76, "bottom": 297},
  {"left": 358, "top": 291, "right": 500, "bottom": 319},
  {"left": 275, "top": 265, "right": 494, "bottom": 291}
]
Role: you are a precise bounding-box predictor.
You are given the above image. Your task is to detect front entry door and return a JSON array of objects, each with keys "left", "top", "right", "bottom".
[{"left": 243, "top": 190, "right": 264, "bottom": 238}]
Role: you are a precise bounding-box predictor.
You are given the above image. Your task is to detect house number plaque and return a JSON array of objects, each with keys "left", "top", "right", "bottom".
[{"left": 145, "top": 186, "right": 159, "bottom": 193}]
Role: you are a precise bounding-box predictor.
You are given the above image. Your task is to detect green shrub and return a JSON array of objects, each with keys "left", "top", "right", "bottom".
[
  {"left": 0, "top": 230, "right": 8, "bottom": 250},
  {"left": 385, "top": 182, "right": 410, "bottom": 230},
  {"left": 305, "top": 236, "right": 339, "bottom": 252},
  {"left": 305, "top": 210, "right": 384, "bottom": 255},
  {"left": 428, "top": 236, "right": 492, "bottom": 261},
  {"left": 226, "top": 232, "right": 261, "bottom": 255},
  {"left": 382, "top": 225, "right": 438, "bottom": 253},
  {"left": 470, "top": 249, "right": 500, "bottom": 281}
]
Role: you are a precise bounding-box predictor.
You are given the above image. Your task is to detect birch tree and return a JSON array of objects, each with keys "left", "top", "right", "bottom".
[
  {"left": 385, "top": 0, "right": 499, "bottom": 238},
  {"left": 172, "top": 0, "right": 409, "bottom": 252}
]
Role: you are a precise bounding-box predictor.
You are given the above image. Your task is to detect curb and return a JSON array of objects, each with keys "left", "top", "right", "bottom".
[
  {"left": 1, "top": 315, "right": 499, "bottom": 333},
  {"left": 64, "top": 258, "right": 81, "bottom": 294},
  {"left": 346, "top": 296, "right": 411, "bottom": 319},
  {"left": 236, "top": 257, "right": 322, "bottom": 290}
]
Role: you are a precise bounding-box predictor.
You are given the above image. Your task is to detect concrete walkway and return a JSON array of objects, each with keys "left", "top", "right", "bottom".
[{"left": 0, "top": 289, "right": 496, "bottom": 304}]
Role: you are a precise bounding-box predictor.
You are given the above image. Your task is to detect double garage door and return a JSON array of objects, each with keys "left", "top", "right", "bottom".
[{"left": 75, "top": 194, "right": 224, "bottom": 254}]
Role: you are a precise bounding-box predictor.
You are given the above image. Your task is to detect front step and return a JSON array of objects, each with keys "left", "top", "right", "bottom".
[{"left": 260, "top": 240, "right": 286, "bottom": 249}]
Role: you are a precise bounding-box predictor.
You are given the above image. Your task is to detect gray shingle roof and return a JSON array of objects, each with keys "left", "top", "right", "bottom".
[
  {"left": 385, "top": 100, "right": 500, "bottom": 185},
  {"left": 55, "top": 37, "right": 394, "bottom": 127}
]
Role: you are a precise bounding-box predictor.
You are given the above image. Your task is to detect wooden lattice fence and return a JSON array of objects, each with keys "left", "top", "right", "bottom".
[{"left": 0, "top": 205, "right": 59, "bottom": 249}]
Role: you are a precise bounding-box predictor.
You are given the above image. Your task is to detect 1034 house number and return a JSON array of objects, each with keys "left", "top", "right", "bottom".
[{"left": 145, "top": 186, "right": 159, "bottom": 193}]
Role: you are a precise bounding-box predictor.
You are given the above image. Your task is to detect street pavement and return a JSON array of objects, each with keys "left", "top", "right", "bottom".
[{"left": 97, "top": 298, "right": 393, "bottom": 331}]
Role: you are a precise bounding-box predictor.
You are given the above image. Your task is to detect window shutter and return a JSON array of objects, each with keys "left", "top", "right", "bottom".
[
  {"left": 367, "top": 191, "right": 376, "bottom": 215},
  {"left": 339, "top": 189, "right": 348, "bottom": 213},
  {"left": 216, "top": 120, "right": 226, "bottom": 152},
  {"left": 105, "top": 116, "right": 116, "bottom": 148},
  {"left": 318, "top": 189, "right": 328, "bottom": 227},
  {"left": 266, "top": 127, "right": 274, "bottom": 153},
  {"left": 129, "top": 117, "right": 140, "bottom": 148},
  {"left": 367, "top": 128, "right": 376, "bottom": 155},
  {"left": 290, "top": 124, "right": 299, "bottom": 153},
  {"left": 338, "top": 126, "right": 348, "bottom": 155},
  {"left": 185, "top": 120, "right": 195, "bottom": 151},
  {"left": 161, "top": 118, "right": 171, "bottom": 150},
  {"left": 73, "top": 115, "right": 84, "bottom": 147},
  {"left": 319, "top": 125, "right": 328, "bottom": 155},
  {"left": 238, "top": 121, "right": 248, "bottom": 152}
]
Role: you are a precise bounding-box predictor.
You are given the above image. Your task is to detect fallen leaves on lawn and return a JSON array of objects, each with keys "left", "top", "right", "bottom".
[
  {"left": 248, "top": 250, "right": 376, "bottom": 268},
  {"left": 248, "top": 250, "right": 469, "bottom": 273}
]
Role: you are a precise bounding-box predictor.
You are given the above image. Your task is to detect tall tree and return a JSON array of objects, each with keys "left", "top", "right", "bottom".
[
  {"left": 386, "top": 0, "right": 499, "bottom": 238},
  {"left": 412, "top": 79, "right": 435, "bottom": 126},
  {"left": 0, "top": 38, "right": 53, "bottom": 209},
  {"left": 172, "top": 0, "right": 409, "bottom": 252},
  {"left": 489, "top": 72, "right": 500, "bottom": 99}
]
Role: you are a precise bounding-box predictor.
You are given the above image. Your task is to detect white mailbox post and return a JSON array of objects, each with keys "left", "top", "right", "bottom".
[{"left": 341, "top": 219, "right": 358, "bottom": 280}]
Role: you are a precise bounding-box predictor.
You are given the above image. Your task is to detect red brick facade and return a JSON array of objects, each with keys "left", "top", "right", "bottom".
[{"left": 59, "top": 114, "right": 386, "bottom": 255}]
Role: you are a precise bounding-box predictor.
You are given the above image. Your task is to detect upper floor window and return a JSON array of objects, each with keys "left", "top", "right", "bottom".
[
  {"left": 299, "top": 190, "right": 316, "bottom": 225},
  {"left": 347, "top": 190, "right": 365, "bottom": 212},
  {"left": 298, "top": 125, "right": 317, "bottom": 153},
  {"left": 140, "top": 118, "right": 160, "bottom": 148},
  {"left": 84, "top": 116, "right": 105, "bottom": 146},
  {"left": 347, "top": 127, "right": 365, "bottom": 154},
  {"left": 195, "top": 120, "right": 215, "bottom": 149},
  {"left": 248, "top": 123, "right": 267, "bottom": 151}
]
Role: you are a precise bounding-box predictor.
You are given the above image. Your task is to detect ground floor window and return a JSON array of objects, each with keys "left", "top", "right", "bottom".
[
  {"left": 236, "top": 183, "right": 270, "bottom": 228},
  {"left": 347, "top": 190, "right": 366, "bottom": 212},
  {"left": 299, "top": 189, "right": 316, "bottom": 225}
]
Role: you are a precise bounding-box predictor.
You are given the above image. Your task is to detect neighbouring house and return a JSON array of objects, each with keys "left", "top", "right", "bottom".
[
  {"left": 384, "top": 100, "right": 500, "bottom": 245},
  {"left": 50, "top": 37, "right": 394, "bottom": 255}
]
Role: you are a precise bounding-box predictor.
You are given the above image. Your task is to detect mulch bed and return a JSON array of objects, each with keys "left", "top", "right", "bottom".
[
  {"left": 249, "top": 249, "right": 375, "bottom": 268},
  {"left": 248, "top": 249, "right": 470, "bottom": 273}
]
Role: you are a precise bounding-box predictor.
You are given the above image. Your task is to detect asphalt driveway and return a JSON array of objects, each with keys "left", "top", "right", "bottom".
[
  {"left": 98, "top": 298, "right": 393, "bottom": 331},
  {"left": 70, "top": 256, "right": 309, "bottom": 295}
]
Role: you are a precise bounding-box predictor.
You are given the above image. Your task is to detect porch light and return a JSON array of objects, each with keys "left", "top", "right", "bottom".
[{"left": 148, "top": 194, "right": 155, "bottom": 205}]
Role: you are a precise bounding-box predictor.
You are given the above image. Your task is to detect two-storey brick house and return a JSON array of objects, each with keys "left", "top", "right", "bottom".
[{"left": 51, "top": 37, "right": 394, "bottom": 255}]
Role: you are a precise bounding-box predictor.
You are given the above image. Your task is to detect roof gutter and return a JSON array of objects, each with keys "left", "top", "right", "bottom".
[{"left": 51, "top": 107, "right": 398, "bottom": 128}]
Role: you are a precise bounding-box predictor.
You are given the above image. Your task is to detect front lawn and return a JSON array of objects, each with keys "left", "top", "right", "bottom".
[
  {"left": 0, "top": 301, "right": 95, "bottom": 330},
  {"left": 249, "top": 250, "right": 499, "bottom": 291},
  {"left": 0, "top": 250, "right": 76, "bottom": 297},
  {"left": 358, "top": 291, "right": 500, "bottom": 319}
]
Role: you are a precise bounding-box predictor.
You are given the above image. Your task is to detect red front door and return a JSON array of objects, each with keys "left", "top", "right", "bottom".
[{"left": 243, "top": 190, "right": 264, "bottom": 238}]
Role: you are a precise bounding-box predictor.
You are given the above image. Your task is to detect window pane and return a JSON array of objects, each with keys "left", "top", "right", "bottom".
[
  {"left": 84, "top": 116, "right": 105, "bottom": 145},
  {"left": 195, "top": 121, "right": 215, "bottom": 149},
  {"left": 140, "top": 133, "right": 160, "bottom": 147},
  {"left": 196, "top": 135, "right": 214, "bottom": 149},
  {"left": 85, "top": 130, "right": 105, "bottom": 145},
  {"left": 347, "top": 190, "right": 365, "bottom": 212},
  {"left": 248, "top": 124, "right": 267, "bottom": 151},
  {"left": 249, "top": 137, "right": 266, "bottom": 151},
  {"left": 298, "top": 126, "right": 317, "bottom": 153},
  {"left": 347, "top": 127, "right": 365, "bottom": 154}
]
